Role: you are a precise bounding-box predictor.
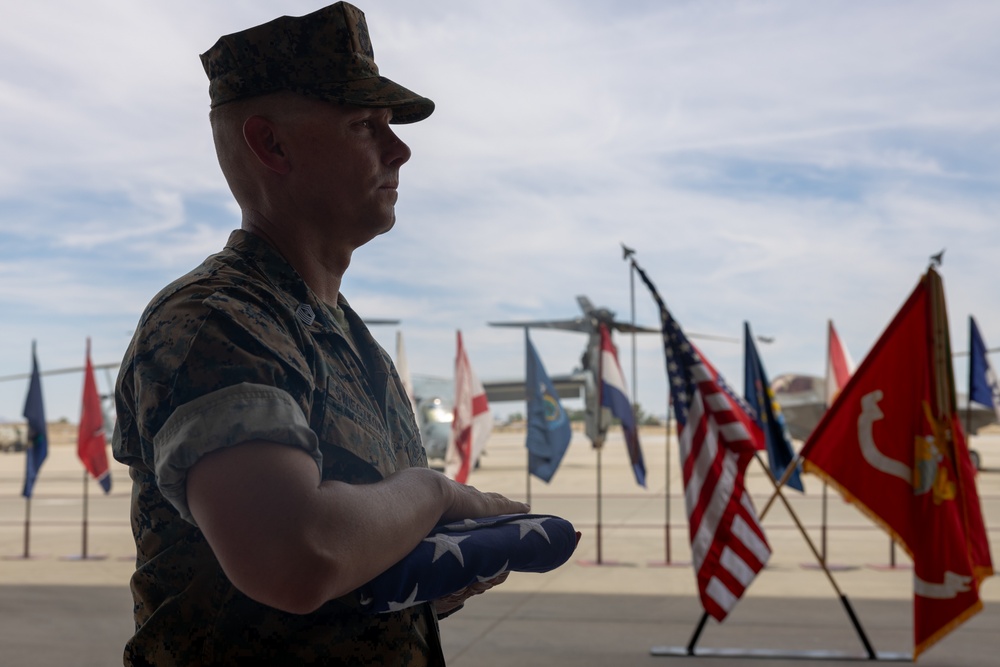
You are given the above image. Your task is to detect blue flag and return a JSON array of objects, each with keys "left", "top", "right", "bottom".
[
  {"left": 525, "top": 331, "right": 572, "bottom": 482},
  {"left": 22, "top": 342, "right": 48, "bottom": 498},
  {"left": 744, "top": 322, "right": 803, "bottom": 492},
  {"left": 969, "top": 316, "right": 1000, "bottom": 421}
]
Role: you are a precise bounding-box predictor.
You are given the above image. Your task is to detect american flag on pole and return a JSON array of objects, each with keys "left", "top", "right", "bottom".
[{"left": 633, "top": 261, "right": 771, "bottom": 621}]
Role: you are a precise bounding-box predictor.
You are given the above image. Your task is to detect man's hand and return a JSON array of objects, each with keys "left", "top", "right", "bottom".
[
  {"left": 438, "top": 474, "right": 529, "bottom": 524},
  {"left": 433, "top": 571, "right": 510, "bottom": 617}
]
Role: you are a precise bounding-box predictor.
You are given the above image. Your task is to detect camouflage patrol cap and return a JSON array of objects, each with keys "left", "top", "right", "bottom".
[{"left": 199, "top": 2, "right": 434, "bottom": 123}]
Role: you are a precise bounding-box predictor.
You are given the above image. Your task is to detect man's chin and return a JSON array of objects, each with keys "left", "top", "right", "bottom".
[{"left": 376, "top": 215, "right": 396, "bottom": 236}]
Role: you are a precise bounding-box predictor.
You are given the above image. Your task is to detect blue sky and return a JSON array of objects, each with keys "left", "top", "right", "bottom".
[{"left": 1, "top": 0, "right": 998, "bottom": 423}]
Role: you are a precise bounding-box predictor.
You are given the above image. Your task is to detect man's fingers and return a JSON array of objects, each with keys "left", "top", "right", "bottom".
[
  {"left": 434, "top": 569, "right": 512, "bottom": 615},
  {"left": 442, "top": 480, "right": 529, "bottom": 523}
]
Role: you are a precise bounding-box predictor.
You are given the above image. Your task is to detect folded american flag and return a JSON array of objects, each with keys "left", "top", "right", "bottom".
[{"left": 358, "top": 513, "right": 579, "bottom": 614}]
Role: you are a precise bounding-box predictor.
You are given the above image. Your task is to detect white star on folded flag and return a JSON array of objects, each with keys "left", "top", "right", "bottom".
[
  {"left": 424, "top": 533, "right": 470, "bottom": 566},
  {"left": 512, "top": 517, "right": 552, "bottom": 542}
]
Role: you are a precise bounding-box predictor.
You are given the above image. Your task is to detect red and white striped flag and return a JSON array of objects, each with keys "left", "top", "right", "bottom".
[
  {"left": 634, "top": 263, "right": 771, "bottom": 621},
  {"left": 445, "top": 330, "right": 492, "bottom": 484},
  {"left": 825, "top": 319, "right": 855, "bottom": 407}
]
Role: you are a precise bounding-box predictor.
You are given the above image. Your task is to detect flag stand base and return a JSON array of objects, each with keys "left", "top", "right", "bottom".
[
  {"left": 2, "top": 553, "right": 49, "bottom": 560},
  {"left": 866, "top": 563, "right": 912, "bottom": 571},
  {"left": 650, "top": 646, "right": 911, "bottom": 661},
  {"left": 800, "top": 562, "right": 858, "bottom": 572},
  {"left": 575, "top": 559, "right": 635, "bottom": 567},
  {"left": 647, "top": 559, "right": 691, "bottom": 568},
  {"left": 60, "top": 553, "right": 110, "bottom": 561}
]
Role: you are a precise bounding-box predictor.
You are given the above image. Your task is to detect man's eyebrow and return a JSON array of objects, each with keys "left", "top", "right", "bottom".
[
  {"left": 341, "top": 106, "right": 393, "bottom": 122},
  {"left": 368, "top": 107, "right": 394, "bottom": 122}
]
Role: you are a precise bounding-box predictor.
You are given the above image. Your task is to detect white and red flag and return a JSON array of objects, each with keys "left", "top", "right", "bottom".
[
  {"left": 825, "top": 320, "right": 855, "bottom": 406},
  {"left": 802, "top": 268, "right": 993, "bottom": 658},
  {"left": 445, "top": 331, "right": 492, "bottom": 484},
  {"left": 634, "top": 263, "right": 771, "bottom": 621},
  {"left": 78, "top": 338, "right": 111, "bottom": 493},
  {"left": 598, "top": 323, "right": 646, "bottom": 487}
]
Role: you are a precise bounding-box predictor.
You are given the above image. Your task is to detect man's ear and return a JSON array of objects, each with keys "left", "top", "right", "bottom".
[{"left": 242, "top": 115, "right": 291, "bottom": 175}]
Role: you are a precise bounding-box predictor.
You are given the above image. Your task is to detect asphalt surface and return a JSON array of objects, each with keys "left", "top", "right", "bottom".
[{"left": 1, "top": 424, "right": 998, "bottom": 666}]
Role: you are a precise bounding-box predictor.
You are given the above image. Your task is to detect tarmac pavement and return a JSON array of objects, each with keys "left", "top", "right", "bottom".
[{"left": 1, "top": 424, "right": 998, "bottom": 666}]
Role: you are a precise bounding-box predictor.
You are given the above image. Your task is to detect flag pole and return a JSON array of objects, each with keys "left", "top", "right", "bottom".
[
  {"left": 628, "top": 251, "right": 641, "bottom": 547},
  {"left": 679, "top": 454, "right": 876, "bottom": 660},
  {"left": 627, "top": 248, "right": 637, "bottom": 451},
  {"left": 664, "top": 398, "right": 673, "bottom": 564},
  {"left": 685, "top": 611, "right": 710, "bottom": 655},
  {"left": 526, "top": 450, "right": 532, "bottom": 507},
  {"left": 758, "top": 453, "right": 798, "bottom": 519},
  {"left": 65, "top": 337, "right": 110, "bottom": 561},
  {"left": 820, "top": 483, "right": 829, "bottom": 564},
  {"left": 596, "top": 443, "right": 604, "bottom": 564},
  {"left": 81, "top": 336, "right": 92, "bottom": 561},
  {"left": 594, "top": 320, "right": 605, "bottom": 566},
  {"left": 22, "top": 497, "right": 32, "bottom": 559},
  {"left": 965, "top": 315, "right": 974, "bottom": 456},
  {"left": 754, "top": 452, "right": 877, "bottom": 659},
  {"left": 579, "top": 328, "right": 620, "bottom": 567},
  {"left": 16, "top": 340, "right": 47, "bottom": 561},
  {"left": 820, "top": 321, "right": 832, "bottom": 564},
  {"left": 525, "top": 329, "right": 532, "bottom": 509},
  {"left": 81, "top": 470, "right": 90, "bottom": 559},
  {"left": 623, "top": 247, "right": 676, "bottom": 566}
]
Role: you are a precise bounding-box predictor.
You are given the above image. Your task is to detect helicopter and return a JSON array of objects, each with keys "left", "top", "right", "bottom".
[{"left": 485, "top": 295, "right": 747, "bottom": 447}]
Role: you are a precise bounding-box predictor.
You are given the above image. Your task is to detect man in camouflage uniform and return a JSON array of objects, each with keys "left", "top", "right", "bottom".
[{"left": 113, "top": 3, "right": 526, "bottom": 665}]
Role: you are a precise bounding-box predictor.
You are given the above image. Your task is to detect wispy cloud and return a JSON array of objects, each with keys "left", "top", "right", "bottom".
[{"left": 1, "top": 0, "right": 997, "bottom": 421}]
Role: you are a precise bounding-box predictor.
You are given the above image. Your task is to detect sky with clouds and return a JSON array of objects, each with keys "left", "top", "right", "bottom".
[{"left": 1, "top": 0, "right": 998, "bottom": 424}]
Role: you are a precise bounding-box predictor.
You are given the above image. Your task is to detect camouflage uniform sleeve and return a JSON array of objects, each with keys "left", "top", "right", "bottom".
[
  {"left": 154, "top": 382, "right": 321, "bottom": 524},
  {"left": 133, "top": 286, "right": 321, "bottom": 525}
]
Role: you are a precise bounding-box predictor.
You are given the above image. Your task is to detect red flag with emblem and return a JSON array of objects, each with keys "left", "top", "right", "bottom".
[
  {"left": 445, "top": 330, "right": 492, "bottom": 484},
  {"left": 78, "top": 338, "right": 111, "bottom": 493},
  {"left": 801, "top": 268, "right": 993, "bottom": 659}
]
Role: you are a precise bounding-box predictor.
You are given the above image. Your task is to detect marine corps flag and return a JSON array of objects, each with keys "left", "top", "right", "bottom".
[{"left": 800, "top": 267, "right": 993, "bottom": 659}]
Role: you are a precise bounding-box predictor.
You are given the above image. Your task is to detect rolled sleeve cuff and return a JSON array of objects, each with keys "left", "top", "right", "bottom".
[{"left": 154, "top": 382, "right": 321, "bottom": 525}]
